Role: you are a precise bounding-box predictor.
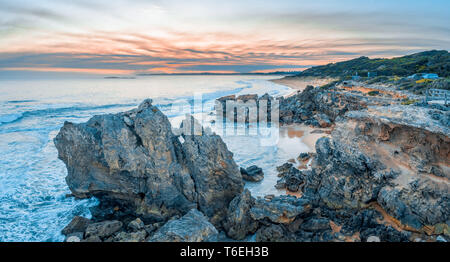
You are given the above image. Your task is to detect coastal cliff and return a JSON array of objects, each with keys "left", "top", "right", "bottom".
[{"left": 55, "top": 99, "right": 244, "bottom": 241}]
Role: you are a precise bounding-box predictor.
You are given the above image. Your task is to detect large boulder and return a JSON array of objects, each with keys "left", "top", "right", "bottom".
[
  {"left": 148, "top": 209, "right": 218, "bottom": 242},
  {"left": 61, "top": 216, "right": 91, "bottom": 235},
  {"left": 54, "top": 99, "right": 243, "bottom": 226}
]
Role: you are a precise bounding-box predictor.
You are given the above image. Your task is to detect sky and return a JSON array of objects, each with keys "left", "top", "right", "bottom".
[{"left": 0, "top": 0, "right": 449, "bottom": 77}]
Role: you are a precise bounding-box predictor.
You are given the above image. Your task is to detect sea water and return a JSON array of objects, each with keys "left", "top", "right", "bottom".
[{"left": 0, "top": 75, "right": 312, "bottom": 242}]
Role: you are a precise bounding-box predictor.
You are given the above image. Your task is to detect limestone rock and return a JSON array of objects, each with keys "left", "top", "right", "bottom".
[{"left": 55, "top": 99, "right": 243, "bottom": 227}]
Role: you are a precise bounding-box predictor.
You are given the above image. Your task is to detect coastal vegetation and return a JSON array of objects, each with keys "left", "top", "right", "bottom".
[
  {"left": 287, "top": 50, "right": 450, "bottom": 95},
  {"left": 296, "top": 50, "right": 450, "bottom": 78}
]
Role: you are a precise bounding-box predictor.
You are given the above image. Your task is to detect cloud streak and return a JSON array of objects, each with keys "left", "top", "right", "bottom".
[{"left": 0, "top": 0, "right": 449, "bottom": 75}]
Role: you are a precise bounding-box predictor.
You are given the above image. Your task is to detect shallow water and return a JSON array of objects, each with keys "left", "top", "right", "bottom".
[{"left": 0, "top": 75, "right": 312, "bottom": 241}]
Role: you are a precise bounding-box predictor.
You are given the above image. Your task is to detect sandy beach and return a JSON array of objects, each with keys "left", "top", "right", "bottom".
[{"left": 271, "top": 76, "right": 337, "bottom": 94}]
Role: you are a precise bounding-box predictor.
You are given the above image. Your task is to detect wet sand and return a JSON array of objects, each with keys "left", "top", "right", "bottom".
[{"left": 280, "top": 124, "right": 331, "bottom": 152}]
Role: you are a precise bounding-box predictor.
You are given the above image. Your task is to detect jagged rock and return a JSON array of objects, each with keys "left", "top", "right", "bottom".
[
  {"left": 61, "top": 216, "right": 91, "bottom": 235},
  {"left": 180, "top": 134, "right": 244, "bottom": 226},
  {"left": 128, "top": 218, "right": 144, "bottom": 231},
  {"left": 304, "top": 105, "right": 449, "bottom": 234},
  {"left": 275, "top": 164, "right": 305, "bottom": 192},
  {"left": 274, "top": 180, "right": 286, "bottom": 189},
  {"left": 304, "top": 136, "right": 387, "bottom": 209},
  {"left": 297, "top": 152, "right": 312, "bottom": 162},
  {"left": 85, "top": 220, "right": 123, "bottom": 239},
  {"left": 240, "top": 166, "right": 264, "bottom": 182},
  {"left": 55, "top": 99, "right": 243, "bottom": 227},
  {"left": 300, "top": 218, "right": 331, "bottom": 232},
  {"left": 148, "top": 209, "right": 219, "bottom": 242},
  {"left": 250, "top": 196, "right": 311, "bottom": 224},
  {"left": 223, "top": 189, "right": 259, "bottom": 240},
  {"left": 276, "top": 163, "right": 293, "bottom": 175},
  {"left": 279, "top": 85, "right": 367, "bottom": 125}
]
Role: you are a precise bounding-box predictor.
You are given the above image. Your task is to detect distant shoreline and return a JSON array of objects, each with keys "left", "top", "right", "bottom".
[
  {"left": 270, "top": 76, "right": 338, "bottom": 93},
  {"left": 135, "top": 72, "right": 300, "bottom": 76}
]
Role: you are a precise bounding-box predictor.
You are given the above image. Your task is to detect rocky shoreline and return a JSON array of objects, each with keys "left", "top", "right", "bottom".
[{"left": 55, "top": 81, "right": 449, "bottom": 242}]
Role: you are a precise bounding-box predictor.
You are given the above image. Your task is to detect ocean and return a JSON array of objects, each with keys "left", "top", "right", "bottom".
[{"left": 0, "top": 75, "right": 311, "bottom": 241}]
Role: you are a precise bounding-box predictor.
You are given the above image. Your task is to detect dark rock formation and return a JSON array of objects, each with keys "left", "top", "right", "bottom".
[
  {"left": 85, "top": 220, "right": 123, "bottom": 239},
  {"left": 240, "top": 165, "right": 264, "bottom": 182},
  {"left": 55, "top": 99, "right": 243, "bottom": 229},
  {"left": 275, "top": 165, "right": 305, "bottom": 192},
  {"left": 297, "top": 152, "right": 313, "bottom": 162},
  {"left": 148, "top": 209, "right": 219, "bottom": 242},
  {"left": 279, "top": 85, "right": 367, "bottom": 126},
  {"left": 62, "top": 216, "right": 91, "bottom": 236},
  {"left": 250, "top": 196, "right": 311, "bottom": 224},
  {"left": 303, "top": 105, "right": 449, "bottom": 235},
  {"left": 223, "top": 189, "right": 259, "bottom": 240}
]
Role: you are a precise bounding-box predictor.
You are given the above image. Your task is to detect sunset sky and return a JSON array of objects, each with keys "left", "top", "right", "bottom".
[{"left": 0, "top": 0, "right": 449, "bottom": 77}]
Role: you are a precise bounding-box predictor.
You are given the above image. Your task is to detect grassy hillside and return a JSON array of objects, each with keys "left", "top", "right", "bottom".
[{"left": 297, "top": 50, "right": 450, "bottom": 78}]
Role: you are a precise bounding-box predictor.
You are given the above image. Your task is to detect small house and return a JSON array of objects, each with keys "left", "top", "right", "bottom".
[
  {"left": 352, "top": 72, "right": 361, "bottom": 81},
  {"left": 422, "top": 73, "right": 439, "bottom": 79},
  {"left": 407, "top": 73, "right": 439, "bottom": 80}
]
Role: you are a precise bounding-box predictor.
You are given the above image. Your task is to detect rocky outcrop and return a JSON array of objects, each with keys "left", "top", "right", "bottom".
[
  {"left": 61, "top": 216, "right": 91, "bottom": 236},
  {"left": 275, "top": 164, "right": 305, "bottom": 192},
  {"left": 180, "top": 134, "right": 243, "bottom": 225},
  {"left": 215, "top": 85, "right": 371, "bottom": 128},
  {"left": 250, "top": 196, "right": 311, "bottom": 224},
  {"left": 148, "top": 209, "right": 219, "bottom": 242},
  {"left": 85, "top": 220, "right": 123, "bottom": 239},
  {"left": 303, "top": 105, "right": 449, "bottom": 235},
  {"left": 55, "top": 99, "right": 243, "bottom": 229},
  {"left": 223, "top": 189, "right": 259, "bottom": 240},
  {"left": 215, "top": 93, "right": 276, "bottom": 123},
  {"left": 240, "top": 166, "right": 264, "bottom": 182},
  {"left": 279, "top": 85, "right": 367, "bottom": 126}
]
